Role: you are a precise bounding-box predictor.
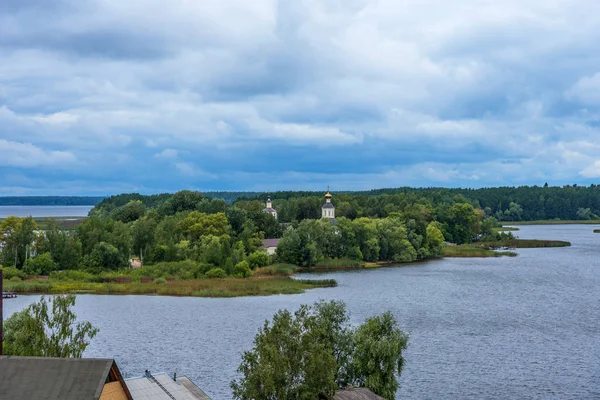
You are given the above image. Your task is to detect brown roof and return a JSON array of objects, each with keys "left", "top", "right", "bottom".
[
  {"left": 261, "top": 238, "right": 281, "bottom": 248},
  {"left": 0, "top": 356, "right": 130, "bottom": 400},
  {"left": 334, "top": 388, "right": 385, "bottom": 400}
]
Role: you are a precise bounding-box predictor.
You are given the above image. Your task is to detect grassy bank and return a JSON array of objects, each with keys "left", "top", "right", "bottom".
[
  {"left": 0, "top": 216, "right": 87, "bottom": 230},
  {"left": 508, "top": 220, "right": 600, "bottom": 225},
  {"left": 479, "top": 239, "right": 571, "bottom": 248},
  {"left": 3, "top": 276, "right": 336, "bottom": 298},
  {"left": 442, "top": 245, "right": 517, "bottom": 258}
]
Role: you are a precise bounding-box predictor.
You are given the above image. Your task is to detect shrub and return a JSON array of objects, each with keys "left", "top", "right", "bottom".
[
  {"left": 1, "top": 266, "right": 27, "bottom": 280},
  {"left": 23, "top": 253, "right": 57, "bottom": 276},
  {"left": 153, "top": 277, "right": 166, "bottom": 284},
  {"left": 206, "top": 268, "right": 227, "bottom": 279},
  {"left": 50, "top": 270, "right": 97, "bottom": 282},
  {"left": 247, "top": 251, "right": 269, "bottom": 269},
  {"left": 233, "top": 261, "right": 253, "bottom": 278},
  {"left": 10, "top": 276, "right": 22, "bottom": 282}
]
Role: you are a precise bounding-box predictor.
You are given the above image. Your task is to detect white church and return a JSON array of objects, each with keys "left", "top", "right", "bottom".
[
  {"left": 321, "top": 189, "right": 335, "bottom": 219},
  {"left": 262, "top": 195, "right": 278, "bottom": 219},
  {"left": 261, "top": 189, "right": 335, "bottom": 220}
]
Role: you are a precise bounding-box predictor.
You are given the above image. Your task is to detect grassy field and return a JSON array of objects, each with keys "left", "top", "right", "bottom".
[
  {"left": 508, "top": 220, "right": 600, "bottom": 225},
  {"left": 0, "top": 216, "right": 87, "bottom": 230},
  {"left": 3, "top": 276, "right": 337, "bottom": 298},
  {"left": 479, "top": 239, "right": 571, "bottom": 248},
  {"left": 34, "top": 217, "right": 87, "bottom": 230}
]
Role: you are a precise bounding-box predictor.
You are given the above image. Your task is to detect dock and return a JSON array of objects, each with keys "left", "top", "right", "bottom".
[{"left": 2, "top": 292, "right": 17, "bottom": 299}]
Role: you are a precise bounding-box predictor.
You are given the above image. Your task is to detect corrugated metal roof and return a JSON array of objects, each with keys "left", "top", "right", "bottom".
[
  {"left": 0, "top": 356, "right": 115, "bottom": 400},
  {"left": 334, "top": 388, "right": 385, "bottom": 400},
  {"left": 126, "top": 373, "right": 210, "bottom": 400}
]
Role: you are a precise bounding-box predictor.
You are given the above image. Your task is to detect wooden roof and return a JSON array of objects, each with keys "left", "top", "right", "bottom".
[{"left": 0, "top": 356, "right": 131, "bottom": 400}]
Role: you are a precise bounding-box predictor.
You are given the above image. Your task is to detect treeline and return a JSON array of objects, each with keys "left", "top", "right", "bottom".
[
  {"left": 0, "top": 191, "right": 282, "bottom": 279},
  {"left": 241, "top": 184, "right": 600, "bottom": 222},
  {"left": 0, "top": 189, "right": 498, "bottom": 279},
  {"left": 0, "top": 196, "right": 104, "bottom": 206},
  {"left": 276, "top": 216, "right": 445, "bottom": 267}
]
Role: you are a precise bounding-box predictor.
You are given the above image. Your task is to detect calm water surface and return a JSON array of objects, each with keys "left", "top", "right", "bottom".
[
  {"left": 0, "top": 205, "right": 93, "bottom": 218},
  {"left": 4, "top": 225, "right": 600, "bottom": 399}
]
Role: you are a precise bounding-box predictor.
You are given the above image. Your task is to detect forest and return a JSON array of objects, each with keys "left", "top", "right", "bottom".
[{"left": 1, "top": 184, "right": 596, "bottom": 279}]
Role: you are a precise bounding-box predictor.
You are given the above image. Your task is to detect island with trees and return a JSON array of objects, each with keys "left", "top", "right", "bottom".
[{"left": 0, "top": 185, "right": 581, "bottom": 297}]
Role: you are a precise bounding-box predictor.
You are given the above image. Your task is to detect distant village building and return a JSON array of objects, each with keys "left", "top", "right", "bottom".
[
  {"left": 261, "top": 238, "right": 280, "bottom": 256},
  {"left": 129, "top": 257, "right": 142, "bottom": 269},
  {"left": 322, "top": 188, "right": 335, "bottom": 219},
  {"left": 262, "top": 196, "right": 277, "bottom": 220}
]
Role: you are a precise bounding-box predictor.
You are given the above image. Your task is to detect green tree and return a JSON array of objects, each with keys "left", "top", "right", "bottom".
[
  {"left": 425, "top": 222, "right": 445, "bottom": 257},
  {"left": 23, "top": 252, "right": 57, "bottom": 275},
  {"left": 110, "top": 200, "right": 147, "bottom": 223},
  {"left": 352, "top": 312, "right": 409, "bottom": 399},
  {"left": 231, "top": 301, "right": 408, "bottom": 400},
  {"left": 247, "top": 251, "right": 269, "bottom": 269},
  {"left": 83, "top": 242, "right": 126, "bottom": 272},
  {"left": 2, "top": 295, "right": 98, "bottom": 358},
  {"left": 233, "top": 260, "right": 253, "bottom": 278}
]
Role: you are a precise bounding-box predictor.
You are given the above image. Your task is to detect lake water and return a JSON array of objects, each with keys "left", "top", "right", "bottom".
[
  {"left": 3, "top": 225, "right": 600, "bottom": 399},
  {"left": 0, "top": 206, "right": 93, "bottom": 218}
]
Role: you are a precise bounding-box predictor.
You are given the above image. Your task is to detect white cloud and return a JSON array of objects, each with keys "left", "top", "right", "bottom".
[
  {"left": 0, "top": 140, "right": 76, "bottom": 167},
  {"left": 3, "top": 0, "right": 600, "bottom": 191},
  {"left": 566, "top": 72, "right": 600, "bottom": 105},
  {"left": 154, "top": 148, "right": 178, "bottom": 159},
  {"left": 580, "top": 161, "right": 600, "bottom": 178},
  {"left": 175, "top": 162, "right": 217, "bottom": 179}
]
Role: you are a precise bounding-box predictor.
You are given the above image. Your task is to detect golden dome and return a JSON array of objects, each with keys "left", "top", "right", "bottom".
[{"left": 325, "top": 191, "right": 332, "bottom": 199}]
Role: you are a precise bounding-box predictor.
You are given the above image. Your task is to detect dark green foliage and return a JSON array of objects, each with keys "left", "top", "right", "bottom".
[
  {"left": 233, "top": 261, "right": 253, "bottom": 278},
  {"left": 109, "top": 200, "right": 147, "bottom": 223},
  {"left": 352, "top": 312, "right": 409, "bottom": 399},
  {"left": 2, "top": 295, "right": 98, "bottom": 357},
  {"left": 83, "top": 242, "right": 127, "bottom": 272},
  {"left": 3, "top": 185, "right": 591, "bottom": 281},
  {"left": 231, "top": 301, "right": 408, "bottom": 400},
  {"left": 23, "top": 252, "right": 57, "bottom": 275},
  {"left": 247, "top": 251, "right": 269, "bottom": 269},
  {"left": 206, "top": 267, "right": 227, "bottom": 278}
]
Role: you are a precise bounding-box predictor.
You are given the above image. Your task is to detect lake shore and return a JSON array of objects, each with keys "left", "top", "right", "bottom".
[
  {"left": 3, "top": 276, "right": 337, "bottom": 298},
  {"left": 508, "top": 220, "right": 600, "bottom": 225}
]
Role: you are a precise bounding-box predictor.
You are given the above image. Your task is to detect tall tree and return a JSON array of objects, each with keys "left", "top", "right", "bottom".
[{"left": 2, "top": 295, "right": 98, "bottom": 358}]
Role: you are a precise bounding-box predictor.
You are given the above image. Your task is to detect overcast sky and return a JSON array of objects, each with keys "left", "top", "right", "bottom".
[{"left": 2, "top": 0, "right": 600, "bottom": 195}]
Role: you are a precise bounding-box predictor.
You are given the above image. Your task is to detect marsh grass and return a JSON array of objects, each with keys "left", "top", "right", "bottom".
[
  {"left": 4, "top": 276, "right": 336, "bottom": 298},
  {"left": 442, "top": 245, "right": 517, "bottom": 258},
  {"left": 312, "top": 258, "right": 364, "bottom": 270},
  {"left": 255, "top": 264, "right": 298, "bottom": 276},
  {"left": 479, "top": 239, "right": 570, "bottom": 248}
]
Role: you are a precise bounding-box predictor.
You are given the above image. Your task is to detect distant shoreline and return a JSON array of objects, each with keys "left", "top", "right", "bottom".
[{"left": 506, "top": 220, "right": 600, "bottom": 225}]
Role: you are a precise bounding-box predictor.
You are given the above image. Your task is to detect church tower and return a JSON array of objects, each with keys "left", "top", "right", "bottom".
[
  {"left": 321, "top": 188, "right": 335, "bottom": 219},
  {"left": 262, "top": 195, "right": 277, "bottom": 220}
]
